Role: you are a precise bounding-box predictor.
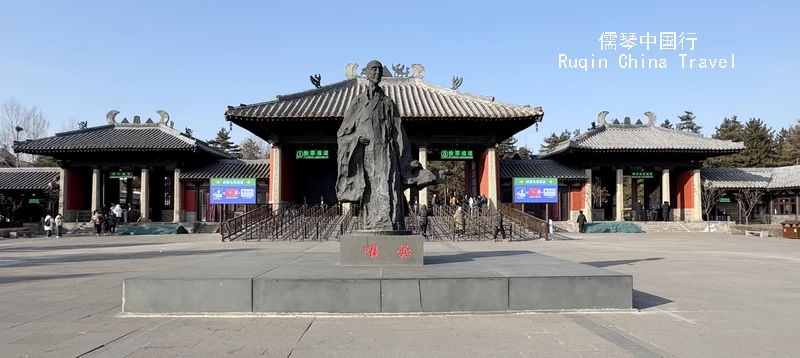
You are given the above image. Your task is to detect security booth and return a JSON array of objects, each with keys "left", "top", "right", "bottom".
[{"left": 780, "top": 220, "right": 800, "bottom": 239}]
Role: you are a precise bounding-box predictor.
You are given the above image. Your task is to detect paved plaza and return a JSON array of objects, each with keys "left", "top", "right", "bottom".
[{"left": 0, "top": 232, "right": 798, "bottom": 357}]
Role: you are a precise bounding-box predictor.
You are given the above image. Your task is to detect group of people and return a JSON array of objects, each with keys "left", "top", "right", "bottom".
[
  {"left": 417, "top": 203, "right": 507, "bottom": 241},
  {"left": 42, "top": 213, "right": 64, "bottom": 238},
  {"left": 91, "top": 204, "right": 124, "bottom": 236}
]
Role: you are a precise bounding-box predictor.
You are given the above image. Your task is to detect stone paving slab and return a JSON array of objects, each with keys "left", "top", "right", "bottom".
[{"left": 1, "top": 232, "right": 800, "bottom": 357}]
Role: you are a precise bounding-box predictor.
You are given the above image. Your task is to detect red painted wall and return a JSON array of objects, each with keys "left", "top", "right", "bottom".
[
  {"left": 676, "top": 171, "right": 694, "bottom": 209},
  {"left": 281, "top": 148, "right": 293, "bottom": 202},
  {"left": 66, "top": 169, "right": 85, "bottom": 210},
  {"left": 464, "top": 163, "right": 473, "bottom": 196},
  {"left": 268, "top": 148, "right": 277, "bottom": 202},
  {"left": 570, "top": 186, "right": 584, "bottom": 211},
  {"left": 183, "top": 183, "right": 197, "bottom": 212},
  {"left": 477, "top": 150, "right": 489, "bottom": 196}
]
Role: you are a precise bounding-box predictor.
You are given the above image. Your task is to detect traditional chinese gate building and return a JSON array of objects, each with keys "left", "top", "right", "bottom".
[
  {"left": 225, "top": 62, "right": 544, "bottom": 209},
  {"left": 12, "top": 115, "right": 270, "bottom": 223},
  {"left": 520, "top": 111, "right": 745, "bottom": 222}
]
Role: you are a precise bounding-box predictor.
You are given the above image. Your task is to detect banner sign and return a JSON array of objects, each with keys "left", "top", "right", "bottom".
[
  {"left": 209, "top": 178, "right": 256, "bottom": 204},
  {"left": 439, "top": 149, "right": 473, "bottom": 160},
  {"left": 719, "top": 197, "right": 731, "bottom": 203},
  {"left": 631, "top": 171, "right": 653, "bottom": 179},
  {"left": 296, "top": 149, "right": 330, "bottom": 159},
  {"left": 110, "top": 171, "right": 133, "bottom": 179},
  {"left": 513, "top": 177, "right": 559, "bottom": 204}
]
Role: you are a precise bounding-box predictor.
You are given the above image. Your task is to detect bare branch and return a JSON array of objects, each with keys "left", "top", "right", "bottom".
[
  {"left": 734, "top": 188, "right": 765, "bottom": 225},
  {"left": 701, "top": 179, "right": 726, "bottom": 223},
  {"left": 1, "top": 98, "right": 51, "bottom": 165}
]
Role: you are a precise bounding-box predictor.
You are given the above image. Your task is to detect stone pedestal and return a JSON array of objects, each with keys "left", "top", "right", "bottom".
[{"left": 340, "top": 231, "right": 424, "bottom": 266}]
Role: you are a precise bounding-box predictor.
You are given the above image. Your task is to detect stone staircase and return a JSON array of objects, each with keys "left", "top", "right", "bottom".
[
  {"left": 637, "top": 221, "right": 690, "bottom": 232},
  {"left": 194, "top": 222, "right": 220, "bottom": 234},
  {"left": 551, "top": 220, "right": 732, "bottom": 233}
]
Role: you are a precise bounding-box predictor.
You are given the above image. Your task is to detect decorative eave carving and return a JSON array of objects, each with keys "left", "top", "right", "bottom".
[
  {"left": 345, "top": 62, "right": 426, "bottom": 79},
  {"left": 596, "top": 111, "right": 657, "bottom": 127}
]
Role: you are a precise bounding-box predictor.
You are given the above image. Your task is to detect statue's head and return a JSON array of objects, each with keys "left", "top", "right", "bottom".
[{"left": 365, "top": 60, "right": 383, "bottom": 84}]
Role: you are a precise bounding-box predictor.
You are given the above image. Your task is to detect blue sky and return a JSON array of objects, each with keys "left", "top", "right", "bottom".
[{"left": 2, "top": 0, "right": 798, "bottom": 151}]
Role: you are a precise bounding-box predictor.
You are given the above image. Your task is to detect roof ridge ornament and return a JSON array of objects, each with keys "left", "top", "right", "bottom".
[
  {"left": 310, "top": 74, "right": 321, "bottom": 88},
  {"left": 597, "top": 111, "right": 609, "bottom": 126},
  {"left": 106, "top": 110, "right": 120, "bottom": 124},
  {"left": 451, "top": 76, "right": 463, "bottom": 90},
  {"left": 344, "top": 62, "right": 425, "bottom": 79},
  {"left": 644, "top": 111, "right": 657, "bottom": 126},
  {"left": 156, "top": 110, "right": 170, "bottom": 125}
]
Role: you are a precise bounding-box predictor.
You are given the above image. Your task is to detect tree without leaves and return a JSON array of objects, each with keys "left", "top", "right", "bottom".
[
  {"left": 660, "top": 119, "right": 674, "bottom": 129},
  {"left": 1, "top": 98, "right": 50, "bottom": 165},
  {"left": 676, "top": 111, "right": 702, "bottom": 134},
  {"left": 591, "top": 178, "right": 610, "bottom": 208},
  {"left": 60, "top": 117, "right": 80, "bottom": 132},
  {"left": 701, "top": 179, "right": 726, "bottom": 226},
  {"left": 239, "top": 136, "right": 268, "bottom": 160},
  {"left": 734, "top": 189, "right": 764, "bottom": 225}
]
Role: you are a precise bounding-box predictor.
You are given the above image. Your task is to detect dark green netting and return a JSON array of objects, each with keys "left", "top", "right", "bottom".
[
  {"left": 118, "top": 225, "right": 188, "bottom": 236},
  {"left": 583, "top": 222, "right": 645, "bottom": 233}
]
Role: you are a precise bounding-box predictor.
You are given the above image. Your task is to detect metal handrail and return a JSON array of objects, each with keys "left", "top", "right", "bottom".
[{"left": 499, "top": 203, "right": 549, "bottom": 240}]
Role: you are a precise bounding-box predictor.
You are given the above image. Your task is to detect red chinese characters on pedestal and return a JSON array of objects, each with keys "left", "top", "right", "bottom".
[
  {"left": 363, "top": 244, "right": 379, "bottom": 257},
  {"left": 397, "top": 244, "right": 411, "bottom": 258}
]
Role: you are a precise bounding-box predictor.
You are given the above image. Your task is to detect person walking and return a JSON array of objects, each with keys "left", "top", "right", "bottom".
[
  {"left": 113, "top": 203, "right": 123, "bottom": 228},
  {"left": 577, "top": 210, "right": 587, "bottom": 233},
  {"left": 43, "top": 214, "right": 53, "bottom": 238},
  {"left": 418, "top": 204, "right": 429, "bottom": 237},
  {"left": 453, "top": 206, "right": 465, "bottom": 238},
  {"left": 94, "top": 211, "right": 104, "bottom": 236},
  {"left": 55, "top": 213, "right": 63, "bottom": 238},
  {"left": 492, "top": 210, "right": 506, "bottom": 242}
]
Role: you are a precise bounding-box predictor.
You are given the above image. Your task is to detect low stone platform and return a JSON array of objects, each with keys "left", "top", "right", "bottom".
[{"left": 122, "top": 250, "right": 633, "bottom": 314}]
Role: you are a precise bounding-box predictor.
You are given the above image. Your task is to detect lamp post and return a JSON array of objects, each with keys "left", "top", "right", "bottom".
[{"left": 14, "top": 126, "right": 24, "bottom": 167}]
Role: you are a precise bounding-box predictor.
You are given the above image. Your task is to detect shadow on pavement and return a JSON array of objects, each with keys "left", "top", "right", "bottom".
[
  {"left": 0, "top": 242, "right": 166, "bottom": 252},
  {"left": 633, "top": 289, "right": 673, "bottom": 309},
  {"left": 580, "top": 257, "right": 664, "bottom": 268},
  {"left": 0, "top": 248, "right": 255, "bottom": 268},
  {"left": 0, "top": 273, "right": 97, "bottom": 285},
  {"left": 424, "top": 250, "right": 532, "bottom": 265}
]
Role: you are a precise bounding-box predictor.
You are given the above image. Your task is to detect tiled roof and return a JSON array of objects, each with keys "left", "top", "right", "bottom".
[
  {"left": 0, "top": 168, "right": 59, "bottom": 190},
  {"left": 180, "top": 159, "right": 270, "bottom": 181},
  {"left": 225, "top": 77, "right": 544, "bottom": 122},
  {"left": 499, "top": 159, "right": 587, "bottom": 181},
  {"left": 540, "top": 125, "right": 745, "bottom": 158},
  {"left": 701, "top": 165, "right": 800, "bottom": 189},
  {"left": 12, "top": 123, "right": 232, "bottom": 158}
]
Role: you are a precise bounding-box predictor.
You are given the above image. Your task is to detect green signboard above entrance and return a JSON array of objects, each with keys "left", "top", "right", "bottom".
[
  {"left": 110, "top": 172, "right": 133, "bottom": 179},
  {"left": 440, "top": 149, "right": 473, "bottom": 160},
  {"left": 719, "top": 197, "right": 731, "bottom": 203},
  {"left": 631, "top": 171, "right": 654, "bottom": 179},
  {"left": 296, "top": 149, "right": 329, "bottom": 159}
]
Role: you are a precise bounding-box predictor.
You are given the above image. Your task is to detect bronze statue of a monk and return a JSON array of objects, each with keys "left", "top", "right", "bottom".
[{"left": 336, "top": 60, "right": 438, "bottom": 231}]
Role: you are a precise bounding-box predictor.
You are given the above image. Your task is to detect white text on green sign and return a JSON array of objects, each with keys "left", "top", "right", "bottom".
[
  {"left": 210, "top": 178, "right": 256, "bottom": 186},
  {"left": 515, "top": 178, "right": 558, "bottom": 185},
  {"left": 296, "top": 150, "right": 329, "bottom": 159},
  {"left": 440, "top": 150, "right": 473, "bottom": 159}
]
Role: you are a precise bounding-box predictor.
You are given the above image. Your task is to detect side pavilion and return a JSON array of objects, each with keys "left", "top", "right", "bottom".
[
  {"left": 536, "top": 111, "right": 745, "bottom": 222},
  {"left": 225, "top": 62, "right": 544, "bottom": 209},
  {"left": 12, "top": 114, "right": 269, "bottom": 223}
]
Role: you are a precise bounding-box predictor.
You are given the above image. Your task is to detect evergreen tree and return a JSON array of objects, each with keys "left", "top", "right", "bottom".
[
  {"left": 740, "top": 118, "right": 777, "bottom": 167},
  {"left": 32, "top": 156, "right": 57, "bottom": 167},
  {"left": 704, "top": 116, "right": 746, "bottom": 168},
  {"left": 539, "top": 130, "right": 572, "bottom": 153},
  {"left": 776, "top": 120, "right": 800, "bottom": 166},
  {"left": 207, "top": 127, "right": 241, "bottom": 158},
  {"left": 239, "top": 136, "right": 267, "bottom": 160},
  {"left": 517, "top": 146, "right": 533, "bottom": 160},
  {"left": 660, "top": 119, "right": 674, "bottom": 129},
  {"left": 676, "top": 111, "right": 702, "bottom": 134},
  {"left": 497, "top": 136, "right": 519, "bottom": 159}
]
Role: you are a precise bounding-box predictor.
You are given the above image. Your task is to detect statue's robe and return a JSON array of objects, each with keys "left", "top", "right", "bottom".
[{"left": 336, "top": 86, "right": 434, "bottom": 231}]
